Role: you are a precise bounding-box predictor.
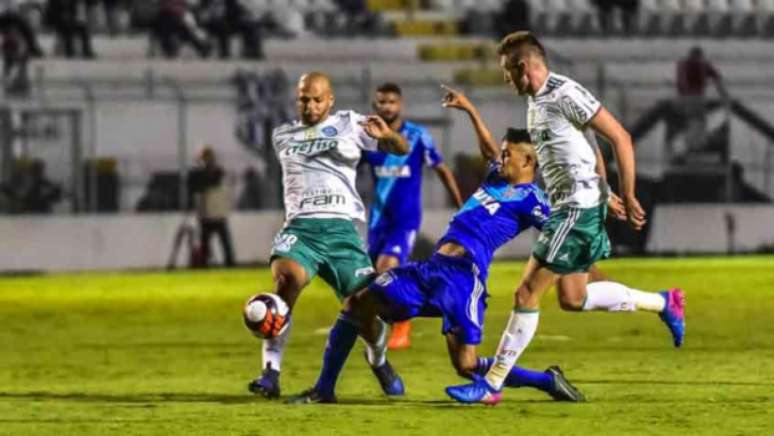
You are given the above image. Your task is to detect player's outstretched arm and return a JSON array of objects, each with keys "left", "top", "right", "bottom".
[
  {"left": 440, "top": 84, "right": 499, "bottom": 161},
  {"left": 361, "top": 115, "right": 409, "bottom": 155},
  {"left": 589, "top": 107, "right": 646, "bottom": 230},
  {"left": 434, "top": 163, "right": 464, "bottom": 208}
]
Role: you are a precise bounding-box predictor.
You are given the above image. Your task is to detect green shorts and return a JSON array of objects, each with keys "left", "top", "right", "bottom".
[
  {"left": 532, "top": 204, "right": 611, "bottom": 275},
  {"left": 270, "top": 218, "right": 375, "bottom": 300}
]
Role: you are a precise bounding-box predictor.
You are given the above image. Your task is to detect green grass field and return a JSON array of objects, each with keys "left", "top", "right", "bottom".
[{"left": 2, "top": 256, "right": 774, "bottom": 435}]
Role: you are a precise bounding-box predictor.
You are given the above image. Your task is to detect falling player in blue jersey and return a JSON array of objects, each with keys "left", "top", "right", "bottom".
[
  {"left": 364, "top": 82, "right": 463, "bottom": 350},
  {"left": 287, "top": 125, "right": 585, "bottom": 403}
]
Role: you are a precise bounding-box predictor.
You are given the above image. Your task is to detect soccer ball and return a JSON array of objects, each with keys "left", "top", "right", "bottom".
[{"left": 243, "top": 293, "right": 290, "bottom": 339}]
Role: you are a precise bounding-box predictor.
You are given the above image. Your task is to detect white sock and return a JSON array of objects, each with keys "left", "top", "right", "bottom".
[
  {"left": 262, "top": 318, "right": 292, "bottom": 372},
  {"left": 485, "top": 310, "right": 539, "bottom": 390},
  {"left": 362, "top": 317, "right": 388, "bottom": 368},
  {"left": 582, "top": 281, "right": 665, "bottom": 313}
]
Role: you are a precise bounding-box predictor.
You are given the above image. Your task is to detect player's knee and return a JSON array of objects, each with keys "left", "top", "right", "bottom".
[{"left": 342, "top": 290, "right": 376, "bottom": 319}]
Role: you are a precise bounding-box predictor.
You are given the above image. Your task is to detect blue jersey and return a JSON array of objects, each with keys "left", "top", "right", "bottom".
[
  {"left": 364, "top": 121, "right": 443, "bottom": 231},
  {"left": 438, "top": 162, "right": 551, "bottom": 276}
]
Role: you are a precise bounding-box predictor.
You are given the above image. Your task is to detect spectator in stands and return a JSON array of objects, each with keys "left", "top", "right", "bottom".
[
  {"left": 200, "top": 0, "right": 263, "bottom": 59},
  {"left": 1, "top": 26, "right": 30, "bottom": 95},
  {"left": 677, "top": 46, "right": 727, "bottom": 99},
  {"left": 88, "top": 0, "right": 124, "bottom": 36},
  {"left": 593, "top": 0, "right": 639, "bottom": 35},
  {"left": 154, "top": 0, "right": 211, "bottom": 58},
  {"left": 46, "top": 0, "right": 97, "bottom": 58},
  {"left": 188, "top": 146, "right": 235, "bottom": 267},
  {"left": 237, "top": 166, "right": 262, "bottom": 209},
  {"left": 671, "top": 46, "right": 728, "bottom": 161},
  {"left": 0, "top": 160, "right": 62, "bottom": 213},
  {"left": 495, "top": 0, "right": 530, "bottom": 38},
  {"left": 333, "top": 0, "right": 378, "bottom": 35},
  {"left": 0, "top": 0, "right": 44, "bottom": 57}
]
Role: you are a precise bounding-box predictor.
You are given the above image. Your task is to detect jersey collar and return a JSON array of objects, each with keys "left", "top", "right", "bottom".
[{"left": 534, "top": 72, "right": 555, "bottom": 97}]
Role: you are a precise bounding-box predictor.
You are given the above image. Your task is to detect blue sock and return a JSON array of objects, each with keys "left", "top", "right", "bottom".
[
  {"left": 313, "top": 313, "right": 360, "bottom": 397},
  {"left": 476, "top": 357, "right": 554, "bottom": 393}
]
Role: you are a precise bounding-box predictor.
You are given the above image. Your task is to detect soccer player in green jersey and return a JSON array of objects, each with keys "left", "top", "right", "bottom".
[
  {"left": 447, "top": 32, "right": 685, "bottom": 405},
  {"left": 247, "top": 72, "right": 409, "bottom": 399}
]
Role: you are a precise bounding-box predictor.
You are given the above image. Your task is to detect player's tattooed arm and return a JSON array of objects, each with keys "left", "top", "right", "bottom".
[
  {"left": 589, "top": 107, "right": 646, "bottom": 230},
  {"left": 362, "top": 115, "right": 409, "bottom": 155},
  {"left": 440, "top": 84, "right": 499, "bottom": 162}
]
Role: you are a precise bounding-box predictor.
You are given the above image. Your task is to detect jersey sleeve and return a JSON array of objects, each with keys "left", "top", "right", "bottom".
[
  {"left": 559, "top": 83, "right": 602, "bottom": 128},
  {"left": 420, "top": 128, "right": 443, "bottom": 168},
  {"left": 271, "top": 125, "right": 284, "bottom": 152},
  {"left": 524, "top": 189, "right": 552, "bottom": 230},
  {"left": 350, "top": 111, "right": 379, "bottom": 152}
]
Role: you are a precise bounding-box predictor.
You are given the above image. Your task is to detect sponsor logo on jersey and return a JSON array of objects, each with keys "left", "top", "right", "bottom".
[
  {"left": 531, "top": 205, "right": 547, "bottom": 222},
  {"left": 473, "top": 189, "right": 500, "bottom": 215},
  {"left": 282, "top": 138, "right": 338, "bottom": 157},
  {"left": 530, "top": 129, "right": 552, "bottom": 144},
  {"left": 374, "top": 165, "right": 411, "bottom": 178},
  {"left": 299, "top": 193, "right": 346, "bottom": 208},
  {"left": 355, "top": 267, "right": 375, "bottom": 277},
  {"left": 321, "top": 126, "right": 338, "bottom": 137},
  {"left": 374, "top": 271, "right": 395, "bottom": 286}
]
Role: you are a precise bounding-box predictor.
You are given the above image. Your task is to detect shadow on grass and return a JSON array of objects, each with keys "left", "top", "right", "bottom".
[
  {"left": 0, "top": 391, "right": 257, "bottom": 405},
  {"left": 576, "top": 379, "right": 774, "bottom": 387},
  {"left": 0, "top": 391, "right": 553, "bottom": 408}
]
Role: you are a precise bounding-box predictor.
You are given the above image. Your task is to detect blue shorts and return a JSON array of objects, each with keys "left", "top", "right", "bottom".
[
  {"left": 368, "top": 253, "right": 488, "bottom": 345},
  {"left": 367, "top": 226, "right": 418, "bottom": 265}
]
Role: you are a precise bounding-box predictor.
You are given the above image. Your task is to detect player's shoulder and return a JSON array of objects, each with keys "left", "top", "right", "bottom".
[
  {"left": 272, "top": 120, "right": 301, "bottom": 138},
  {"left": 402, "top": 120, "right": 427, "bottom": 135},
  {"left": 513, "top": 183, "right": 550, "bottom": 205},
  {"left": 332, "top": 110, "right": 365, "bottom": 125},
  {"left": 553, "top": 73, "right": 595, "bottom": 99}
]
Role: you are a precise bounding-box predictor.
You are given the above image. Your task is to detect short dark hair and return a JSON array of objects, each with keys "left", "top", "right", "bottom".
[
  {"left": 497, "top": 31, "right": 546, "bottom": 61},
  {"left": 503, "top": 128, "right": 531, "bottom": 144},
  {"left": 376, "top": 82, "right": 402, "bottom": 96}
]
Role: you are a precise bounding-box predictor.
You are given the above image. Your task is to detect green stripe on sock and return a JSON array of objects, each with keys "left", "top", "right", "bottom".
[{"left": 514, "top": 307, "right": 539, "bottom": 313}]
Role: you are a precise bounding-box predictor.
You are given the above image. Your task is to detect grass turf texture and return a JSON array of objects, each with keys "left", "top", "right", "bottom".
[{"left": 1, "top": 257, "right": 773, "bottom": 435}]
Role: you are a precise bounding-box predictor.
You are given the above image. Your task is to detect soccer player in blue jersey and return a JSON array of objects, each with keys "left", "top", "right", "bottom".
[
  {"left": 365, "top": 82, "right": 463, "bottom": 350},
  {"left": 287, "top": 125, "right": 585, "bottom": 403}
]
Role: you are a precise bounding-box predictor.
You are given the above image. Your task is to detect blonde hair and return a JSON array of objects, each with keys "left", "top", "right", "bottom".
[{"left": 496, "top": 31, "right": 546, "bottom": 62}]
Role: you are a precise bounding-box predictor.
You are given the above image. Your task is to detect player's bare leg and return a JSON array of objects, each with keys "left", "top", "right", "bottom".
[
  {"left": 248, "top": 257, "right": 308, "bottom": 398},
  {"left": 556, "top": 266, "right": 685, "bottom": 347},
  {"left": 376, "top": 254, "right": 412, "bottom": 350}
]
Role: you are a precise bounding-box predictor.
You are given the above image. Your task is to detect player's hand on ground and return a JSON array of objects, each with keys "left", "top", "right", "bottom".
[
  {"left": 607, "top": 192, "right": 627, "bottom": 222},
  {"left": 623, "top": 194, "right": 647, "bottom": 231},
  {"left": 441, "top": 84, "right": 474, "bottom": 112},
  {"left": 361, "top": 115, "right": 393, "bottom": 139}
]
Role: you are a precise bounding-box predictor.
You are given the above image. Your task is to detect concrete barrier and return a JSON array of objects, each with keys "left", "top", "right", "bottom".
[{"left": 2, "top": 205, "right": 772, "bottom": 272}]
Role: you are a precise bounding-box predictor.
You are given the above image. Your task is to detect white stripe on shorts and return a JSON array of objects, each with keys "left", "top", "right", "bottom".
[
  {"left": 467, "top": 272, "right": 485, "bottom": 328},
  {"left": 547, "top": 208, "right": 580, "bottom": 263}
]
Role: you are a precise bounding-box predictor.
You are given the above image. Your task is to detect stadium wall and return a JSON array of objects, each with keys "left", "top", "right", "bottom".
[{"left": 1, "top": 205, "right": 772, "bottom": 272}]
